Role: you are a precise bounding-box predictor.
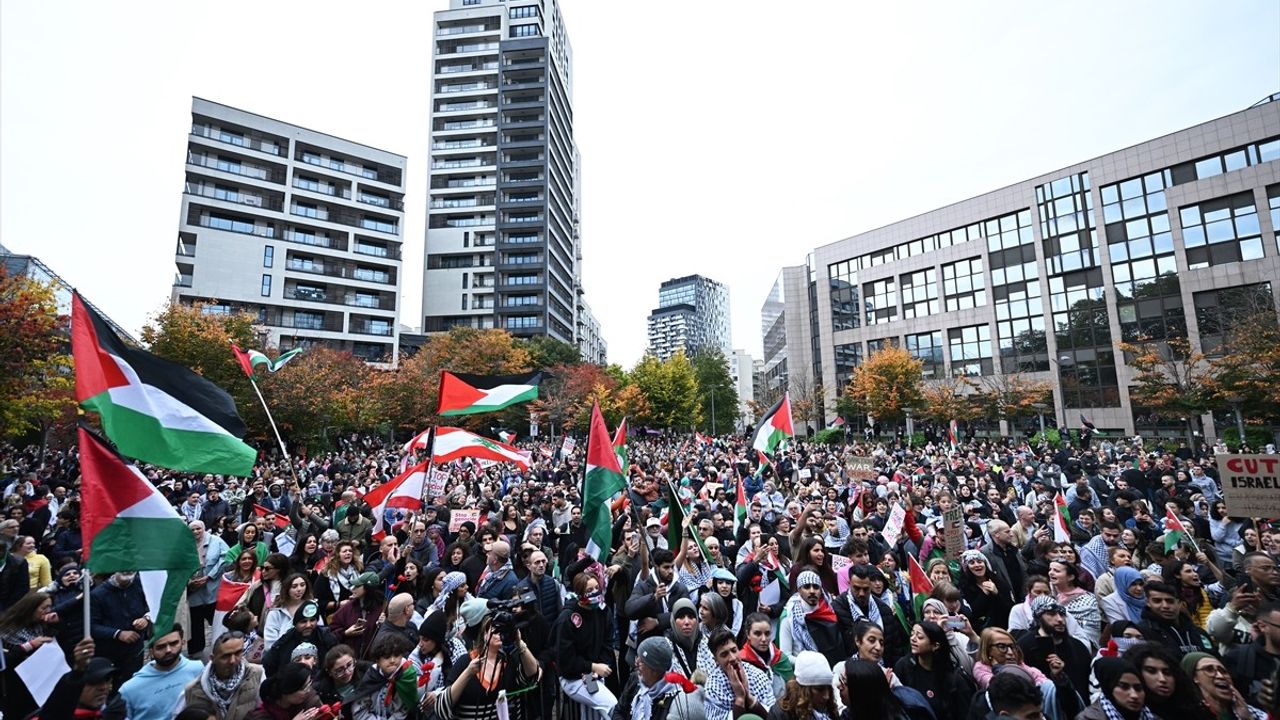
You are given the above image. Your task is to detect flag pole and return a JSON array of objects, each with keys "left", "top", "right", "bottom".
[
  {"left": 246, "top": 374, "right": 300, "bottom": 488},
  {"left": 83, "top": 569, "right": 92, "bottom": 640}
]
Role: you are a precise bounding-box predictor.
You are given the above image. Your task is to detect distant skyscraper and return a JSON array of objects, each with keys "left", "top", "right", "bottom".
[
  {"left": 172, "top": 98, "right": 407, "bottom": 364},
  {"left": 423, "top": 0, "right": 601, "bottom": 361},
  {"left": 646, "top": 274, "right": 730, "bottom": 360}
]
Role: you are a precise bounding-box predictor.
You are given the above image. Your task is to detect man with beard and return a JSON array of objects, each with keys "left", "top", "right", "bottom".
[
  {"left": 628, "top": 549, "right": 692, "bottom": 646},
  {"left": 90, "top": 571, "right": 152, "bottom": 680},
  {"left": 833, "top": 563, "right": 907, "bottom": 666},
  {"left": 119, "top": 625, "right": 203, "bottom": 720},
  {"left": 476, "top": 539, "right": 519, "bottom": 601},
  {"left": 612, "top": 636, "right": 705, "bottom": 720},
  {"left": 1017, "top": 597, "right": 1090, "bottom": 714},
  {"left": 183, "top": 632, "right": 265, "bottom": 720},
  {"left": 778, "top": 570, "right": 844, "bottom": 667},
  {"left": 1079, "top": 520, "right": 1123, "bottom": 580}
]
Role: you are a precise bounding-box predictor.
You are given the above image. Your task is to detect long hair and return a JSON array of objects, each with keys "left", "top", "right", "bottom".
[
  {"left": 778, "top": 678, "right": 838, "bottom": 719},
  {"left": 843, "top": 659, "right": 905, "bottom": 720},
  {"left": 278, "top": 572, "right": 315, "bottom": 606},
  {"left": 1124, "top": 641, "right": 1211, "bottom": 719},
  {"left": 916, "top": 621, "right": 957, "bottom": 694},
  {"left": 322, "top": 541, "right": 362, "bottom": 577},
  {"left": 700, "top": 592, "right": 728, "bottom": 632},
  {"left": 0, "top": 591, "right": 50, "bottom": 634}
]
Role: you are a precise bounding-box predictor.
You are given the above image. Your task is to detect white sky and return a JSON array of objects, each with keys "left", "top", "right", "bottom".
[{"left": 2, "top": 1, "right": 1277, "bottom": 368}]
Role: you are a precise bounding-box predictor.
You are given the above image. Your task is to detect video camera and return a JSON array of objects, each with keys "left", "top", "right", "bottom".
[{"left": 486, "top": 590, "right": 539, "bottom": 654}]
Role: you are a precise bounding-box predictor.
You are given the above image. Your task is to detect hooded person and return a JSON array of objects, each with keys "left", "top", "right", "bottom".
[
  {"left": 612, "top": 636, "right": 706, "bottom": 720},
  {"left": 665, "top": 597, "right": 710, "bottom": 679},
  {"left": 1077, "top": 657, "right": 1157, "bottom": 720},
  {"left": 778, "top": 570, "right": 844, "bottom": 668},
  {"left": 410, "top": 609, "right": 468, "bottom": 696}
]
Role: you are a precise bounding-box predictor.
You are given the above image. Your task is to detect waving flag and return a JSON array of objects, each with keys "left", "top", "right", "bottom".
[
  {"left": 1163, "top": 509, "right": 1200, "bottom": 553},
  {"left": 1053, "top": 492, "right": 1072, "bottom": 543},
  {"left": 906, "top": 553, "right": 934, "bottom": 619},
  {"left": 436, "top": 371, "right": 543, "bottom": 416},
  {"left": 230, "top": 344, "right": 303, "bottom": 378},
  {"left": 79, "top": 424, "right": 199, "bottom": 635},
  {"left": 423, "top": 427, "right": 530, "bottom": 471},
  {"left": 733, "top": 474, "right": 748, "bottom": 535},
  {"left": 72, "top": 293, "right": 256, "bottom": 476},
  {"left": 751, "top": 392, "right": 793, "bottom": 455},
  {"left": 583, "top": 402, "right": 626, "bottom": 561},
  {"left": 364, "top": 460, "right": 429, "bottom": 541},
  {"left": 612, "top": 417, "right": 629, "bottom": 475}
]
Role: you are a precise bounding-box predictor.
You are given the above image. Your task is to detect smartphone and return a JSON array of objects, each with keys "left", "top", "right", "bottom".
[
  {"left": 582, "top": 674, "right": 599, "bottom": 694},
  {"left": 943, "top": 616, "right": 966, "bottom": 631}
]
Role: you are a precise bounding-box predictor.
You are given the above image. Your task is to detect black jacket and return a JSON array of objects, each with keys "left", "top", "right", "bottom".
[
  {"left": 612, "top": 673, "right": 702, "bottom": 720},
  {"left": 262, "top": 625, "right": 339, "bottom": 677},
  {"left": 1137, "top": 607, "right": 1216, "bottom": 655},
  {"left": 625, "top": 571, "right": 692, "bottom": 644},
  {"left": 831, "top": 594, "right": 908, "bottom": 668},
  {"left": 553, "top": 603, "right": 611, "bottom": 679},
  {"left": 1017, "top": 631, "right": 1091, "bottom": 710}
]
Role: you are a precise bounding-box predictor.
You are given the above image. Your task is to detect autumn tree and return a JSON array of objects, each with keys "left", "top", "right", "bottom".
[
  {"left": 845, "top": 346, "right": 923, "bottom": 423},
  {"left": 529, "top": 362, "right": 616, "bottom": 434},
  {"left": 629, "top": 352, "right": 701, "bottom": 429},
  {"left": 1203, "top": 304, "right": 1280, "bottom": 422},
  {"left": 974, "top": 373, "right": 1054, "bottom": 427},
  {"left": 788, "top": 370, "right": 827, "bottom": 435},
  {"left": 0, "top": 269, "right": 76, "bottom": 448},
  {"left": 692, "top": 350, "right": 739, "bottom": 435},
  {"left": 261, "top": 348, "right": 373, "bottom": 444},
  {"left": 522, "top": 336, "right": 581, "bottom": 368},
  {"left": 918, "top": 376, "right": 981, "bottom": 424},
  {"left": 1120, "top": 336, "right": 1214, "bottom": 424}
]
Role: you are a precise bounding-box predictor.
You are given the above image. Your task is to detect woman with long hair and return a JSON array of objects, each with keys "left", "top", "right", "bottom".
[
  {"left": 840, "top": 658, "right": 932, "bottom": 720},
  {"left": 500, "top": 503, "right": 523, "bottom": 540},
  {"left": 1234, "top": 525, "right": 1263, "bottom": 569},
  {"left": 389, "top": 557, "right": 427, "bottom": 599},
  {"left": 331, "top": 572, "right": 384, "bottom": 659},
  {"left": 241, "top": 552, "right": 287, "bottom": 622},
  {"left": 892, "top": 622, "right": 973, "bottom": 720},
  {"left": 417, "top": 567, "right": 447, "bottom": 614},
  {"left": 1124, "top": 642, "right": 1215, "bottom": 720},
  {"left": 957, "top": 550, "right": 1013, "bottom": 630},
  {"left": 263, "top": 572, "right": 314, "bottom": 649},
  {"left": 0, "top": 591, "right": 58, "bottom": 718},
  {"left": 675, "top": 534, "right": 713, "bottom": 592},
  {"left": 768, "top": 651, "right": 838, "bottom": 720},
  {"left": 1162, "top": 558, "right": 1211, "bottom": 630},
  {"left": 699, "top": 585, "right": 730, "bottom": 640},
  {"left": 1053, "top": 543, "right": 1095, "bottom": 590},
  {"left": 739, "top": 612, "right": 791, "bottom": 701},
  {"left": 315, "top": 540, "right": 362, "bottom": 616},
  {"left": 430, "top": 613, "right": 539, "bottom": 720},
  {"left": 255, "top": 661, "right": 322, "bottom": 718},
  {"left": 1048, "top": 559, "right": 1102, "bottom": 648},
  {"left": 226, "top": 549, "right": 259, "bottom": 584},
  {"left": 222, "top": 522, "right": 269, "bottom": 566},
  {"left": 441, "top": 542, "right": 468, "bottom": 574},
  {"left": 788, "top": 536, "right": 838, "bottom": 595},
  {"left": 289, "top": 532, "right": 324, "bottom": 579},
  {"left": 12, "top": 535, "right": 51, "bottom": 590}
]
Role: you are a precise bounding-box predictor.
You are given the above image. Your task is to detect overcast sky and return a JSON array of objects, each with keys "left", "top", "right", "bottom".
[{"left": 2, "top": 1, "right": 1277, "bottom": 368}]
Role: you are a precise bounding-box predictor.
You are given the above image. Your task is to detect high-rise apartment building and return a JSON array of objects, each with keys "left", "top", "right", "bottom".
[
  {"left": 172, "top": 98, "right": 407, "bottom": 364},
  {"left": 423, "top": 0, "right": 594, "bottom": 357},
  {"left": 792, "top": 96, "right": 1279, "bottom": 439},
  {"left": 728, "top": 348, "right": 755, "bottom": 431},
  {"left": 647, "top": 274, "right": 731, "bottom": 361}
]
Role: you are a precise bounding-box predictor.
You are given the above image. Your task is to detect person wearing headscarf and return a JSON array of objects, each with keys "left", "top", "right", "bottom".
[
  {"left": 1182, "top": 651, "right": 1268, "bottom": 720},
  {"left": 957, "top": 549, "right": 1013, "bottom": 631},
  {"left": 665, "top": 598, "right": 710, "bottom": 679},
  {"left": 427, "top": 570, "right": 472, "bottom": 642},
  {"left": 778, "top": 570, "right": 844, "bottom": 668},
  {"left": 1078, "top": 657, "right": 1156, "bottom": 720},
  {"left": 1100, "top": 567, "right": 1147, "bottom": 625}
]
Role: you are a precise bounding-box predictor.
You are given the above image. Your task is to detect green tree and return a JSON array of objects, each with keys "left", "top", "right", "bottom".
[
  {"left": 523, "top": 336, "right": 581, "bottom": 368},
  {"left": 0, "top": 269, "right": 76, "bottom": 447},
  {"left": 629, "top": 352, "right": 702, "bottom": 429},
  {"left": 692, "top": 350, "right": 738, "bottom": 435}
]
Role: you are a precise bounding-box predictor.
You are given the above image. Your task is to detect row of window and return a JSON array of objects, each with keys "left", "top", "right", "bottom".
[{"left": 835, "top": 324, "right": 995, "bottom": 381}]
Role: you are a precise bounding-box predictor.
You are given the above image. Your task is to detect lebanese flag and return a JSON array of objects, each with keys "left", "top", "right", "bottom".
[
  {"left": 72, "top": 293, "right": 256, "bottom": 476},
  {"left": 79, "top": 424, "right": 199, "bottom": 635},
  {"left": 907, "top": 554, "right": 934, "bottom": 619},
  {"left": 252, "top": 504, "right": 291, "bottom": 529},
  {"left": 583, "top": 402, "right": 626, "bottom": 561},
  {"left": 948, "top": 419, "right": 958, "bottom": 449},
  {"left": 210, "top": 571, "right": 255, "bottom": 641},
  {"left": 364, "top": 461, "right": 430, "bottom": 541},
  {"left": 613, "top": 417, "right": 629, "bottom": 474},
  {"left": 1053, "top": 493, "right": 1072, "bottom": 543},
  {"left": 430, "top": 427, "right": 530, "bottom": 471},
  {"left": 435, "top": 371, "right": 543, "bottom": 416},
  {"left": 694, "top": 431, "right": 711, "bottom": 448},
  {"left": 751, "top": 392, "right": 793, "bottom": 455}
]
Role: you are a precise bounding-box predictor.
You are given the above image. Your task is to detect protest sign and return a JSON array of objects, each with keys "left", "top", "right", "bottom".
[
  {"left": 832, "top": 554, "right": 851, "bottom": 593},
  {"left": 846, "top": 456, "right": 877, "bottom": 481},
  {"left": 449, "top": 508, "right": 481, "bottom": 533},
  {"left": 882, "top": 503, "right": 907, "bottom": 547},
  {"left": 1220, "top": 454, "right": 1280, "bottom": 518},
  {"left": 426, "top": 468, "right": 449, "bottom": 498},
  {"left": 943, "top": 506, "right": 964, "bottom": 559},
  {"left": 560, "top": 436, "right": 577, "bottom": 458}
]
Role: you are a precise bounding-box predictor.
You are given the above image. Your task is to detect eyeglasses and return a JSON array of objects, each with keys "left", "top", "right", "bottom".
[
  {"left": 991, "top": 642, "right": 1015, "bottom": 651},
  {"left": 1197, "top": 665, "right": 1230, "bottom": 677},
  {"left": 331, "top": 661, "right": 355, "bottom": 675}
]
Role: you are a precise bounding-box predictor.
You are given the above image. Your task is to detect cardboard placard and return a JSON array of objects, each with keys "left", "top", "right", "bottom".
[
  {"left": 426, "top": 468, "right": 449, "bottom": 498},
  {"left": 1220, "top": 454, "right": 1280, "bottom": 518},
  {"left": 449, "top": 508, "right": 480, "bottom": 533},
  {"left": 943, "top": 506, "right": 964, "bottom": 560},
  {"left": 831, "top": 554, "right": 852, "bottom": 593},
  {"left": 846, "top": 456, "right": 877, "bottom": 481},
  {"left": 882, "top": 503, "right": 907, "bottom": 547}
]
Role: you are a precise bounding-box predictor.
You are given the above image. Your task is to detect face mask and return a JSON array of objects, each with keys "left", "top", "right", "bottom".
[{"left": 582, "top": 590, "right": 605, "bottom": 609}]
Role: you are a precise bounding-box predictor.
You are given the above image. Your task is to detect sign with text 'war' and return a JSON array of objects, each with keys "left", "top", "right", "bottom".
[{"left": 1220, "top": 454, "right": 1280, "bottom": 518}]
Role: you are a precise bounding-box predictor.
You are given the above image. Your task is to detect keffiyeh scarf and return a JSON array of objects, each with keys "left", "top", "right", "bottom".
[
  {"left": 633, "top": 679, "right": 674, "bottom": 720},
  {"left": 1100, "top": 697, "right": 1155, "bottom": 720},
  {"left": 847, "top": 591, "right": 883, "bottom": 628},
  {"left": 199, "top": 659, "right": 246, "bottom": 718},
  {"left": 477, "top": 558, "right": 514, "bottom": 597},
  {"left": 787, "top": 592, "right": 836, "bottom": 653},
  {"left": 431, "top": 572, "right": 468, "bottom": 613}
]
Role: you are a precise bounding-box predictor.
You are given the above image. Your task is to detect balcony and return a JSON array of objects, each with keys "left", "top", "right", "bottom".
[
  {"left": 441, "top": 119, "right": 496, "bottom": 131},
  {"left": 292, "top": 178, "right": 351, "bottom": 199},
  {"left": 357, "top": 193, "right": 405, "bottom": 211},
  {"left": 262, "top": 311, "right": 344, "bottom": 333},
  {"left": 190, "top": 124, "right": 283, "bottom": 156},
  {"left": 353, "top": 241, "right": 402, "bottom": 260},
  {"left": 345, "top": 293, "right": 396, "bottom": 311},
  {"left": 283, "top": 229, "right": 347, "bottom": 252},
  {"left": 438, "top": 82, "right": 495, "bottom": 93},
  {"left": 438, "top": 101, "right": 495, "bottom": 113},
  {"left": 174, "top": 273, "right": 193, "bottom": 288},
  {"left": 349, "top": 319, "right": 396, "bottom": 336},
  {"left": 437, "top": 24, "right": 497, "bottom": 36},
  {"left": 433, "top": 158, "right": 490, "bottom": 170},
  {"left": 286, "top": 259, "right": 395, "bottom": 285},
  {"left": 444, "top": 42, "right": 499, "bottom": 54},
  {"left": 187, "top": 151, "right": 281, "bottom": 183},
  {"left": 193, "top": 212, "right": 276, "bottom": 238}
]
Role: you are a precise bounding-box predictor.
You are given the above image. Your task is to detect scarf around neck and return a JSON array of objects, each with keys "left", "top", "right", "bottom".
[
  {"left": 200, "top": 659, "right": 246, "bottom": 717},
  {"left": 633, "top": 678, "right": 675, "bottom": 720},
  {"left": 740, "top": 641, "right": 781, "bottom": 672},
  {"left": 477, "top": 559, "right": 513, "bottom": 596},
  {"left": 847, "top": 592, "right": 883, "bottom": 628},
  {"left": 1099, "top": 696, "right": 1155, "bottom": 720},
  {"left": 788, "top": 593, "right": 836, "bottom": 653}
]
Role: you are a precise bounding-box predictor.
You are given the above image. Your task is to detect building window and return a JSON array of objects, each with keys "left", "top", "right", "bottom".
[
  {"left": 354, "top": 267, "right": 391, "bottom": 283},
  {"left": 1101, "top": 169, "right": 1186, "bottom": 342},
  {"left": 906, "top": 330, "right": 944, "bottom": 379},
  {"left": 215, "top": 157, "right": 243, "bottom": 174},
  {"left": 993, "top": 276, "right": 1047, "bottom": 373},
  {"left": 1172, "top": 137, "right": 1280, "bottom": 185},
  {"left": 218, "top": 129, "right": 247, "bottom": 146},
  {"left": 1179, "top": 192, "right": 1265, "bottom": 269},
  {"left": 505, "top": 315, "right": 541, "bottom": 329},
  {"left": 942, "top": 257, "right": 986, "bottom": 311},
  {"left": 263, "top": 245, "right": 274, "bottom": 268},
  {"left": 985, "top": 209, "right": 1034, "bottom": 252},
  {"left": 201, "top": 304, "right": 233, "bottom": 316},
  {"left": 1037, "top": 172, "right": 1100, "bottom": 274},
  {"left": 302, "top": 152, "right": 322, "bottom": 166},
  {"left": 1270, "top": 185, "right": 1280, "bottom": 254},
  {"left": 213, "top": 184, "right": 241, "bottom": 203},
  {"left": 260, "top": 274, "right": 272, "bottom": 297},
  {"left": 292, "top": 202, "right": 321, "bottom": 219},
  {"left": 294, "top": 311, "right": 324, "bottom": 330},
  {"left": 900, "top": 268, "right": 938, "bottom": 319},
  {"left": 863, "top": 278, "right": 897, "bottom": 326},
  {"left": 834, "top": 342, "right": 863, "bottom": 390},
  {"left": 828, "top": 260, "right": 860, "bottom": 331},
  {"left": 361, "top": 217, "right": 398, "bottom": 234},
  {"left": 207, "top": 213, "right": 267, "bottom": 236},
  {"left": 1049, "top": 268, "right": 1119, "bottom": 408},
  {"left": 510, "top": 24, "right": 539, "bottom": 38},
  {"left": 867, "top": 337, "right": 898, "bottom": 355},
  {"left": 510, "top": 6, "right": 538, "bottom": 18},
  {"left": 948, "top": 324, "right": 993, "bottom": 376},
  {"left": 1193, "top": 282, "right": 1275, "bottom": 354}
]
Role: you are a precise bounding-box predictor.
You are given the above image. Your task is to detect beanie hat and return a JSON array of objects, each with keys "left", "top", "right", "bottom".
[
  {"left": 351, "top": 571, "right": 381, "bottom": 589},
  {"left": 1093, "top": 657, "right": 1139, "bottom": 700},
  {"left": 961, "top": 549, "right": 987, "bottom": 568},
  {"left": 793, "top": 651, "right": 832, "bottom": 687},
  {"left": 291, "top": 642, "right": 318, "bottom": 661},
  {"left": 797, "top": 570, "right": 822, "bottom": 589},
  {"left": 295, "top": 601, "right": 320, "bottom": 623},
  {"left": 637, "top": 637, "right": 674, "bottom": 672},
  {"left": 671, "top": 598, "right": 697, "bottom": 619},
  {"left": 460, "top": 597, "right": 489, "bottom": 628},
  {"left": 1181, "top": 651, "right": 1214, "bottom": 679},
  {"left": 419, "top": 611, "right": 447, "bottom": 644}
]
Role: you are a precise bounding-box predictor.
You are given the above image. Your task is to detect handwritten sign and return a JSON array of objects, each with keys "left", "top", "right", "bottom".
[
  {"left": 449, "top": 508, "right": 481, "bottom": 533},
  {"left": 943, "top": 506, "right": 964, "bottom": 560},
  {"left": 1220, "top": 454, "right": 1280, "bottom": 517},
  {"left": 846, "top": 456, "right": 877, "bottom": 481},
  {"left": 832, "top": 554, "right": 852, "bottom": 593},
  {"left": 881, "top": 503, "right": 907, "bottom": 547},
  {"left": 426, "top": 468, "right": 449, "bottom": 498},
  {"left": 560, "top": 437, "right": 577, "bottom": 458}
]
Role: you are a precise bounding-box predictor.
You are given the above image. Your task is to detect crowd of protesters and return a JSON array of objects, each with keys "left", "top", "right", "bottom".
[{"left": 1, "top": 424, "right": 1279, "bottom": 720}]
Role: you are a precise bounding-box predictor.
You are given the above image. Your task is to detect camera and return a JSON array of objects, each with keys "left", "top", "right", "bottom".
[{"left": 487, "top": 591, "right": 538, "bottom": 653}]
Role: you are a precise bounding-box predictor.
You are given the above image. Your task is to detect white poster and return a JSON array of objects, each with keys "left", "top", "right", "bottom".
[
  {"left": 426, "top": 468, "right": 449, "bottom": 498},
  {"left": 1220, "top": 454, "right": 1280, "bottom": 518},
  {"left": 881, "top": 503, "right": 907, "bottom": 547}
]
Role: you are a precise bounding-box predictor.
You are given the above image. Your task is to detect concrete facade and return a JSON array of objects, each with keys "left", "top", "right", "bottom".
[
  {"left": 728, "top": 348, "right": 755, "bottom": 432},
  {"left": 172, "top": 98, "right": 407, "bottom": 365},
  {"left": 796, "top": 98, "right": 1280, "bottom": 439},
  {"left": 646, "top": 274, "right": 731, "bottom": 361}
]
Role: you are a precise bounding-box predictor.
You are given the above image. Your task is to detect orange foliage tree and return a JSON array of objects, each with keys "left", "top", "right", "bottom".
[
  {"left": 0, "top": 269, "right": 77, "bottom": 446},
  {"left": 918, "top": 376, "right": 981, "bottom": 424},
  {"left": 973, "top": 373, "right": 1053, "bottom": 425},
  {"left": 845, "top": 346, "right": 923, "bottom": 423}
]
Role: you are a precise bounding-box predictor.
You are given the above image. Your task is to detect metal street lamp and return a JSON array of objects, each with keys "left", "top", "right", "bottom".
[
  {"left": 904, "top": 407, "right": 915, "bottom": 447},
  {"left": 1031, "top": 402, "right": 1048, "bottom": 438},
  {"left": 1227, "top": 395, "right": 1246, "bottom": 448}
]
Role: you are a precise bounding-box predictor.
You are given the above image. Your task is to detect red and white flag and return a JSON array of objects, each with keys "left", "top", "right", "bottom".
[
  {"left": 364, "top": 461, "right": 429, "bottom": 541},
  {"left": 1053, "top": 493, "right": 1072, "bottom": 543}
]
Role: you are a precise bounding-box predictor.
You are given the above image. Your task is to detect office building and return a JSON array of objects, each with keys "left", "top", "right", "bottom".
[
  {"left": 423, "top": 0, "right": 595, "bottom": 358},
  {"left": 796, "top": 95, "right": 1279, "bottom": 439},
  {"left": 647, "top": 274, "right": 731, "bottom": 361},
  {"left": 172, "top": 98, "right": 407, "bottom": 365},
  {"left": 1, "top": 243, "right": 135, "bottom": 342},
  {"left": 728, "top": 348, "right": 755, "bottom": 432},
  {"left": 576, "top": 296, "right": 607, "bottom": 365}
]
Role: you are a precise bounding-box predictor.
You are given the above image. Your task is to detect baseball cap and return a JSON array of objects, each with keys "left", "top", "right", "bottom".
[
  {"left": 646, "top": 517, "right": 662, "bottom": 528},
  {"left": 84, "top": 657, "right": 117, "bottom": 684}
]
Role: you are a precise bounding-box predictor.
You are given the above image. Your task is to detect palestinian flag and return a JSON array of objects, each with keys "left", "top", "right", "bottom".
[
  {"left": 364, "top": 460, "right": 429, "bottom": 541},
  {"left": 751, "top": 392, "right": 793, "bottom": 455},
  {"left": 756, "top": 450, "right": 776, "bottom": 478},
  {"left": 431, "top": 427, "right": 530, "bottom": 471},
  {"left": 1164, "top": 509, "right": 1191, "bottom": 552},
  {"left": 230, "top": 344, "right": 303, "bottom": 378},
  {"left": 1053, "top": 492, "right": 1072, "bottom": 543},
  {"left": 435, "top": 371, "right": 543, "bottom": 416},
  {"left": 758, "top": 546, "right": 789, "bottom": 588},
  {"left": 583, "top": 402, "right": 626, "bottom": 561},
  {"left": 612, "top": 417, "right": 629, "bottom": 475},
  {"left": 72, "top": 293, "right": 256, "bottom": 476},
  {"left": 498, "top": 430, "right": 517, "bottom": 444},
  {"left": 733, "top": 474, "right": 748, "bottom": 535},
  {"left": 906, "top": 553, "right": 934, "bottom": 620},
  {"left": 252, "top": 504, "right": 291, "bottom": 529},
  {"left": 79, "top": 424, "right": 199, "bottom": 637}
]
